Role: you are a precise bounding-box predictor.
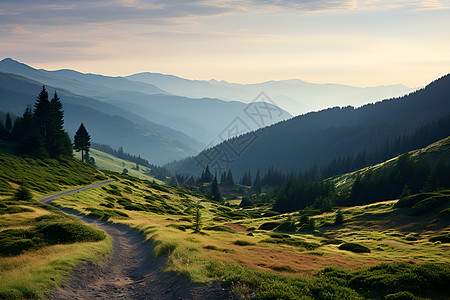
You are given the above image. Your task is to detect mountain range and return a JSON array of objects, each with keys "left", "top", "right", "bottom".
[
  {"left": 126, "top": 72, "right": 414, "bottom": 115},
  {"left": 0, "top": 58, "right": 428, "bottom": 169},
  {"left": 0, "top": 58, "right": 291, "bottom": 163},
  {"left": 167, "top": 74, "right": 450, "bottom": 179}
]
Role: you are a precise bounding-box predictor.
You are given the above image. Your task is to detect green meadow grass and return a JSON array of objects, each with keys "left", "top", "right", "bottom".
[
  {"left": 51, "top": 173, "right": 450, "bottom": 299},
  {"left": 74, "top": 149, "right": 164, "bottom": 184},
  {"left": 0, "top": 153, "right": 111, "bottom": 298}
]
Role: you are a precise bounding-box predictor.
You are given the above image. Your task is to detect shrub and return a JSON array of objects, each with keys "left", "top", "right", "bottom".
[
  {"left": 239, "top": 196, "right": 253, "bottom": 208},
  {"left": 275, "top": 221, "right": 297, "bottom": 233},
  {"left": 233, "top": 240, "right": 255, "bottom": 246},
  {"left": 0, "top": 229, "right": 39, "bottom": 256},
  {"left": 411, "top": 195, "right": 449, "bottom": 216},
  {"left": 395, "top": 192, "right": 437, "bottom": 208},
  {"left": 339, "top": 243, "right": 370, "bottom": 253},
  {"left": 13, "top": 186, "right": 33, "bottom": 201},
  {"left": 35, "top": 222, "right": 106, "bottom": 244},
  {"left": 334, "top": 210, "right": 344, "bottom": 225},
  {"left": 0, "top": 205, "right": 35, "bottom": 215},
  {"left": 258, "top": 221, "right": 280, "bottom": 231},
  {"left": 429, "top": 234, "right": 450, "bottom": 243},
  {"left": 203, "top": 225, "right": 236, "bottom": 233}
]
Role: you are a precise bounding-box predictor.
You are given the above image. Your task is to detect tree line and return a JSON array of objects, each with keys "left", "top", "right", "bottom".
[{"left": 0, "top": 86, "right": 91, "bottom": 160}]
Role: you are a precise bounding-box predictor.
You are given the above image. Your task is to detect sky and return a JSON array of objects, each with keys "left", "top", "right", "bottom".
[{"left": 1, "top": 0, "right": 449, "bottom": 87}]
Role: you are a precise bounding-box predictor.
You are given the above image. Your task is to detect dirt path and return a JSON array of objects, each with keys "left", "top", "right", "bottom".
[{"left": 41, "top": 181, "right": 229, "bottom": 299}]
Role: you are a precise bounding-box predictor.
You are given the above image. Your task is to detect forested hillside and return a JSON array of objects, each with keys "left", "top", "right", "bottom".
[{"left": 168, "top": 74, "right": 450, "bottom": 178}]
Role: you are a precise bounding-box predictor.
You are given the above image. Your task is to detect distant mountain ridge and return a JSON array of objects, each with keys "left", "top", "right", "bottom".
[
  {"left": 0, "top": 58, "right": 292, "bottom": 146},
  {"left": 126, "top": 72, "right": 414, "bottom": 115},
  {"left": 167, "top": 74, "right": 450, "bottom": 179},
  {"left": 0, "top": 71, "right": 200, "bottom": 165}
]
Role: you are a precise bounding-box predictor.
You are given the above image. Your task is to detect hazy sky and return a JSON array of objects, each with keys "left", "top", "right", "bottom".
[{"left": 1, "top": 0, "right": 449, "bottom": 86}]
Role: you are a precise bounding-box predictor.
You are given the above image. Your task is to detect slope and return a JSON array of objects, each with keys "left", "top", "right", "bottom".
[
  {"left": 168, "top": 74, "right": 450, "bottom": 178},
  {"left": 73, "top": 148, "right": 165, "bottom": 184},
  {"left": 330, "top": 135, "right": 450, "bottom": 197}
]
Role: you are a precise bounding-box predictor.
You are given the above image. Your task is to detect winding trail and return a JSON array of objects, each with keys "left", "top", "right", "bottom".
[{"left": 40, "top": 181, "right": 229, "bottom": 299}]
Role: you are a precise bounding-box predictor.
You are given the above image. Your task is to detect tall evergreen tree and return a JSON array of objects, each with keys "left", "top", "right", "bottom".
[
  {"left": 47, "top": 91, "right": 72, "bottom": 157},
  {"left": 200, "top": 165, "right": 213, "bottom": 183},
  {"left": 211, "top": 177, "right": 223, "bottom": 202},
  {"left": 73, "top": 123, "right": 91, "bottom": 162},
  {"left": 33, "top": 86, "right": 50, "bottom": 139},
  {"left": 254, "top": 169, "right": 262, "bottom": 194},
  {"left": 5, "top": 113, "right": 12, "bottom": 138},
  {"left": 225, "top": 169, "right": 235, "bottom": 186},
  {"left": 13, "top": 106, "right": 47, "bottom": 157},
  {"left": 0, "top": 120, "right": 5, "bottom": 139}
]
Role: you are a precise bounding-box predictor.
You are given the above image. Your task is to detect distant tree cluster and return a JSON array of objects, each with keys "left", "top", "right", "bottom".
[
  {"left": 0, "top": 87, "right": 72, "bottom": 158},
  {"left": 320, "top": 113, "right": 450, "bottom": 179},
  {"left": 343, "top": 154, "right": 450, "bottom": 206},
  {"left": 273, "top": 178, "right": 336, "bottom": 213}
]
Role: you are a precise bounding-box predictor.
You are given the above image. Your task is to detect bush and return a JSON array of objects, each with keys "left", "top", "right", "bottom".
[
  {"left": 239, "top": 196, "right": 253, "bottom": 208},
  {"left": 411, "top": 195, "right": 449, "bottom": 216},
  {"left": 429, "top": 234, "right": 450, "bottom": 243},
  {"left": 395, "top": 192, "right": 437, "bottom": 208},
  {"left": 13, "top": 186, "right": 33, "bottom": 201},
  {"left": 0, "top": 205, "right": 35, "bottom": 215},
  {"left": 233, "top": 240, "right": 255, "bottom": 246},
  {"left": 35, "top": 222, "right": 106, "bottom": 244},
  {"left": 203, "top": 225, "right": 236, "bottom": 233},
  {"left": 258, "top": 221, "right": 280, "bottom": 231},
  {"left": 339, "top": 243, "right": 371, "bottom": 253},
  {"left": 0, "top": 229, "right": 39, "bottom": 256},
  {"left": 275, "top": 220, "right": 299, "bottom": 232}
]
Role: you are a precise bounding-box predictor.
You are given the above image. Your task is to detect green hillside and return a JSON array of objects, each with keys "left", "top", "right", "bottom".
[
  {"left": 1, "top": 139, "right": 449, "bottom": 299},
  {"left": 0, "top": 153, "right": 110, "bottom": 299},
  {"left": 51, "top": 165, "right": 450, "bottom": 299},
  {"left": 330, "top": 136, "right": 450, "bottom": 194},
  {"left": 73, "top": 148, "right": 165, "bottom": 184}
]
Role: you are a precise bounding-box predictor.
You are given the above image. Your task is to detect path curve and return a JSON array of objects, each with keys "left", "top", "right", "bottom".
[{"left": 40, "top": 181, "right": 229, "bottom": 299}]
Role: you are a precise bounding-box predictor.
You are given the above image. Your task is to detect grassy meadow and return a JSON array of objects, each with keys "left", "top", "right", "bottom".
[
  {"left": 0, "top": 138, "right": 449, "bottom": 299},
  {"left": 51, "top": 171, "right": 450, "bottom": 299},
  {"left": 73, "top": 148, "right": 164, "bottom": 184},
  {"left": 0, "top": 153, "right": 112, "bottom": 299}
]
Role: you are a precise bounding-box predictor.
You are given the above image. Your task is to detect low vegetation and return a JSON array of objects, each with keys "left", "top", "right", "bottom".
[
  {"left": 49, "top": 169, "right": 449, "bottom": 299},
  {"left": 0, "top": 135, "right": 449, "bottom": 299},
  {"left": 0, "top": 153, "right": 111, "bottom": 298}
]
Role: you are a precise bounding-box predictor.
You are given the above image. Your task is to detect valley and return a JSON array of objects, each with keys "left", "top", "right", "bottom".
[{"left": 0, "top": 64, "right": 448, "bottom": 299}]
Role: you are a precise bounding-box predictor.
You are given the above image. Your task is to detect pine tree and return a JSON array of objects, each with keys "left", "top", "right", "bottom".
[
  {"left": 47, "top": 91, "right": 72, "bottom": 157},
  {"left": 201, "top": 165, "right": 213, "bottom": 183},
  {"left": 254, "top": 169, "right": 262, "bottom": 194},
  {"left": 33, "top": 86, "right": 50, "bottom": 139},
  {"left": 73, "top": 123, "right": 91, "bottom": 162},
  {"left": 334, "top": 210, "right": 344, "bottom": 225},
  {"left": 13, "top": 185, "right": 33, "bottom": 201},
  {"left": 226, "top": 169, "right": 235, "bottom": 187},
  {"left": 13, "top": 107, "right": 47, "bottom": 157},
  {"left": 193, "top": 205, "right": 202, "bottom": 233},
  {"left": 5, "top": 113, "right": 12, "bottom": 138},
  {"left": 211, "top": 177, "right": 223, "bottom": 202}
]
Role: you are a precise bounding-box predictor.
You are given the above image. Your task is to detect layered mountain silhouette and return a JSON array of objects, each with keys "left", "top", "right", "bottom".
[
  {"left": 167, "top": 74, "right": 450, "bottom": 178},
  {"left": 0, "top": 58, "right": 292, "bottom": 146},
  {"left": 127, "top": 72, "right": 414, "bottom": 115},
  {"left": 0, "top": 71, "right": 199, "bottom": 164}
]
